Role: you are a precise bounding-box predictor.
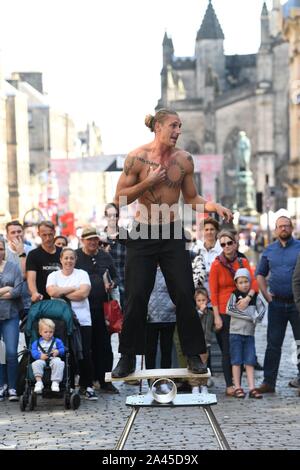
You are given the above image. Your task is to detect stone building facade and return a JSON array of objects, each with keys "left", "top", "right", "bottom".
[
  {"left": 8, "top": 72, "right": 77, "bottom": 175},
  {"left": 283, "top": 0, "right": 300, "bottom": 217},
  {"left": 157, "top": 0, "right": 295, "bottom": 211},
  {"left": 0, "top": 61, "right": 9, "bottom": 222},
  {"left": 4, "top": 81, "right": 31, "bottom": 219},
  {"left": 0, "top": 69, "right": 81, "bottom": 223}
]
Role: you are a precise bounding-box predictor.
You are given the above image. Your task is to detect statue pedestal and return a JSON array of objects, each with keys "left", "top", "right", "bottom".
[{"left": 236, "top": 170, "right": 256, "bottom": 213}]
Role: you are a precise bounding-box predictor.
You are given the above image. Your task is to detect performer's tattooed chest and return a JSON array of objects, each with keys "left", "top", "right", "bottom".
[
  {"left": 137, "top": 157, "right": 185, "bottom": 189},
  {"left": 164, "top": 159, "right": 185, "bottom": 188}
]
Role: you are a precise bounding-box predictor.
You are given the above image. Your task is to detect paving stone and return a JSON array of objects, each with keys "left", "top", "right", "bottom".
[{"left": 1, "top": 323, "right": 300, "bottom": 450}]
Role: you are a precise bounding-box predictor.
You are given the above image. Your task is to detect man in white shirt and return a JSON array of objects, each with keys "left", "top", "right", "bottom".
[{"left": 192, "top": 217, "right": 222, "bottom": 293}]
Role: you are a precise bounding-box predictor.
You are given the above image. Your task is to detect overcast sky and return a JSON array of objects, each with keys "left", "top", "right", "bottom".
[{"left": 0, "top": 0, "right": 282, "bottom": 154}]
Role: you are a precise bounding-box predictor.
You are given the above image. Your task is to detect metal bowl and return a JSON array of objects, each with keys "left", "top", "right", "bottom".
[{"left": 150, "top": 378, "right": 177, "bottom": 404}]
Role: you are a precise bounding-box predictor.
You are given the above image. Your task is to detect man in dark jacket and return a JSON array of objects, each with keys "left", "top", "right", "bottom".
[{"left": 76, "top": 226, "right": 119, "bottom": 394}]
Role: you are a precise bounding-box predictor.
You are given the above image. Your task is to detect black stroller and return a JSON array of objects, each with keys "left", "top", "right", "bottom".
[{"left": 19, "top": 299, "right": 81, "bottom": 411}]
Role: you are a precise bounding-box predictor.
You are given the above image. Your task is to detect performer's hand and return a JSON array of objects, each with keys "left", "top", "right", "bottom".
[
  {"left": 146, "top": 165, "right": 166, "bottom": 186},
  {"left": 215, "top": 204, "right": 233, "bottom": 222}
]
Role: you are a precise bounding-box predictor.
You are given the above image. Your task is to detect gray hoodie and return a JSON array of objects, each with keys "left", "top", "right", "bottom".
[{"left": 226, "top": 291, "right": 266, "bottom": 336}]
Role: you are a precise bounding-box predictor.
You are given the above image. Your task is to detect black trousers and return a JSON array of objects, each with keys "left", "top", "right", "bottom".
[
  {"left": 90, "top": 304, "right": 113, "bottom": 386},
  {"left": 145, "top": 322, "right": 176, "bottom": 369},
  {"left": 215, "top": 314, "right": 233, "bottom": 387},
  {"left": 78, "top": 326, "right": 94, "bottom": 389},
  {"left": 119, "top": 223, "right": 206, "bottom": 356}
]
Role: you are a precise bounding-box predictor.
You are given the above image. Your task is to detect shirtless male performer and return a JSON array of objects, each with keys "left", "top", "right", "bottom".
[{"left": 111, "top": 108, "right": 233, "bottom": 378}]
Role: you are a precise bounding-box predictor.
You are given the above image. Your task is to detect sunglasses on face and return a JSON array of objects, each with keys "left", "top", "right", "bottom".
[{"left": 220, "top": 240, "right": 234, "bottom": 248}]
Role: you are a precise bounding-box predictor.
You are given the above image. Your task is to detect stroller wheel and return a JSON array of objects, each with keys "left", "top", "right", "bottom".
[
  {"left": 29, "top": 393, "right": 37, "bottom": 411},
  {"left": 20, "top": 395, "right": 27, "bottom": 412},
  {"left": 64, "top": 394, "right": 71, "bottom": 410},
  {"left": 70, "top": 392, "right": 80, "bottom": 410}
]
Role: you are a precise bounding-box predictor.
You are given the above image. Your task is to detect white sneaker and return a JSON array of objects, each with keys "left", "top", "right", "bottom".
[
  {"left": 8, "top": 389, "right": 19, "bottom": 401},
  {"left": 200, "top": 385, "right": 209, "bottom": 395},
  {"left": 51, "top": 381, "right": 60, "bottom": 392},
  {"left": 34, "top": 382, "right": 44, "bottom": 394},
  {"left": 192, "top": 386, "right": 200, "bottom": 394},
  {"left": 85, "top": 387, "right": 98, "bottom": 401}
]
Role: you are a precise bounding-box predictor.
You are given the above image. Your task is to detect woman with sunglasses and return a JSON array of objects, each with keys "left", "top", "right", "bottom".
[{"left": 209, "top": 230, "right": 257, "bottom": 396}]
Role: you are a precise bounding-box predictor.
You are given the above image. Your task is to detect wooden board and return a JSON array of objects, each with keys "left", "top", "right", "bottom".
[{"left": 105, "top": 368, "right": 211, "bottom": 382}]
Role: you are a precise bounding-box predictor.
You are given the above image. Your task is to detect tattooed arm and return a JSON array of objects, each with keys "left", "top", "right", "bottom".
[
  {"left": 114, "top": 153, "right": 166, "bottom": 207},
  {"left": 181, "top": 154, "right": 233, "bottom": 222}
]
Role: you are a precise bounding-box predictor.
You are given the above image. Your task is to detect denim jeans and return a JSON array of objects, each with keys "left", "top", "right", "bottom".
[
  {"left": 230, "top": 334, "right": 256, "bottom": 366},
  {"left": 263, "top": 300, "right": 300, "bottom": 387},
  {"left": 0, "top": 314, "right": 20, "bottom": 390}
]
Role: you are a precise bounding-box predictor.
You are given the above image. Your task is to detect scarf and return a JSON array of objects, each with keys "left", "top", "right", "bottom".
[{"left": 216, "top": 252, "right": 240, "bottom": 278}]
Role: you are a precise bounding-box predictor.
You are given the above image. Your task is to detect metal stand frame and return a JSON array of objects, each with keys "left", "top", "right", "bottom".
[{"left": 115, "top": 394, "right": 230, "bottom": 450}]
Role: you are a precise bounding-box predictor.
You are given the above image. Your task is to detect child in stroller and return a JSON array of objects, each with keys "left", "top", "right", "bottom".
[
  {"left": 19, "top": 299, "right": 81, "bottom": 411},
  {"left": 31, "top": 318, "right": 65, "bottom": 394}
]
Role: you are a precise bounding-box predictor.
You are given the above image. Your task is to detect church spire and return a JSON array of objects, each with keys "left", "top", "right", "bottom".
[
  {"left": 260, "top": 2, "right": 271, "bottom": 47},
  {"left": 196, "top": 0, "right": 224, "bottom": 40},
  {"left": 261, "top": 2, "right": 268, "bottom": 16},
  {"left": 162, "top": 32, "right": 174, "bottom": 66}
]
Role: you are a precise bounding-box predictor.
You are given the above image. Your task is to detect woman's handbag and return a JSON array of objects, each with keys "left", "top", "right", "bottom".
[{"left": 103, "top": 294, "right": 123, "bottom": 334}]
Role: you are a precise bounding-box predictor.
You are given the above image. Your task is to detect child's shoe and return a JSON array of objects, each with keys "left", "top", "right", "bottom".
[
  {"left": 51, "top": 381, "right": 60, "bottom": 392},
  {"left": 85, "top": 387, "right": 98, "bottom": 400},
  {"left": 200, "top": 385, "right": 209, "bottom": 395},
  {"left": 8, "top": 389, "right": 19, "bottom": 401},
  {"left": 192, "top": 386, "right": 200, "bottom": 394},
  {"left": 34, "top": 382, "right": 44, "bottom": 394}
]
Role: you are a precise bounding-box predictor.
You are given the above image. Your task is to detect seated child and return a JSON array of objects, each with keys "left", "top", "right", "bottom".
[
  {"left": 31, "top": 318, "right": 65, "bottom": 393},
  {"left": 226, "top": 268, "right": 266, "bottom": 399},
  {"left": 190, "top": 287, "right": 214, "bottom": 394}
]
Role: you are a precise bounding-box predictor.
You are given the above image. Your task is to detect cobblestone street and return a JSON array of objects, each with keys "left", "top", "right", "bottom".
[{"left": 1, "top": 320, "right": 300, "bottom": 451}]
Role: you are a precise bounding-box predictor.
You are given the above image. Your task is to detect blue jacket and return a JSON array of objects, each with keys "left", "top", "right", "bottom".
[{"left": 31, "top": 337, "right": 65, "bottom": 360}]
